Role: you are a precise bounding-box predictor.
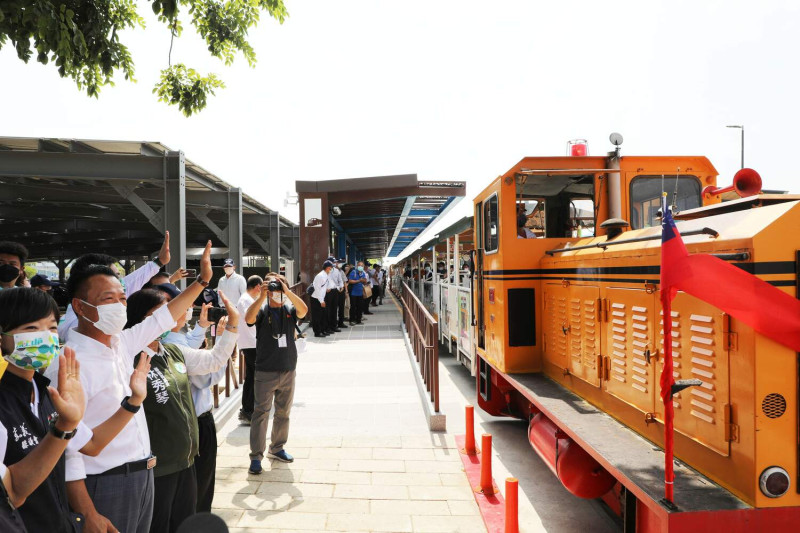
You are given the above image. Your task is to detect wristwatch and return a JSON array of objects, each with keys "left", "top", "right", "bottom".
[
  {"left": 49, "top": 416, "right": 78, "bottom": 440},
  {"left": 121, "top": 396, "right": 141, "bottom": 414},
  {"left": 153, "top": 256, "right": 165, "bottom": 267},
  {"left": 196, "top": 275, "right": 209, "bottom": 287}
]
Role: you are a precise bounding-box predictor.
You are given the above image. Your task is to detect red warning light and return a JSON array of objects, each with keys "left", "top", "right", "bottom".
[{"left": 567, "top": 139, "right": 588, "bottom": 156}]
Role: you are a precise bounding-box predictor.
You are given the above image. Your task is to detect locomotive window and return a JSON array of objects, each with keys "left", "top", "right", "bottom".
[
  {"left": 630, "top": 176, "right": 701, "bottom": 229},
  {"left": 484, "top": 194, "right": 499, "bottom": 253}
]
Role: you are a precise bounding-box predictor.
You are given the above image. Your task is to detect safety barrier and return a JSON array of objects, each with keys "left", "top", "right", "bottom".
[{"left": 399, "top": 281, "right": 440, "bottom": 413}]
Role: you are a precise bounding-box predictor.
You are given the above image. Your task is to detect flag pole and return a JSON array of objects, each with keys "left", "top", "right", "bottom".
[{"left": 660, "top": 193, "right": 676, "bottom": 504}]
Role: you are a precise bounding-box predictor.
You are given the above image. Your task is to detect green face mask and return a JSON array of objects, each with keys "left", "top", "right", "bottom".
[
  {"left": 2, "top": 330, "right": 60, "bottom": 370},
  {"left": 158, "top": 330, "right": 171, "bottom": 341}
]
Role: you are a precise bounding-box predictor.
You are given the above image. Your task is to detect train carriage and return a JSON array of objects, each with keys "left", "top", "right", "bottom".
[{"left": 398, "top": 139, "right": 800, "bottom": 531}]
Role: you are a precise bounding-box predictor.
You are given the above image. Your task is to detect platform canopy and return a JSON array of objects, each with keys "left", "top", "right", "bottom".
[
  {"left": 0, "top": 137, "right": 297, "bottom": 276},
  {"left": 296, "top": 174, "right": 466, "bottom": 261}
]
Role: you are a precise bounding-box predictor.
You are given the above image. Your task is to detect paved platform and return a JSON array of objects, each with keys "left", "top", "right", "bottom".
[
  {"left": 213, "top": 298, "right": 486, "bottom": 532},
  {"left": 212, "top": 294, "right": 619, "bottom": 532}
]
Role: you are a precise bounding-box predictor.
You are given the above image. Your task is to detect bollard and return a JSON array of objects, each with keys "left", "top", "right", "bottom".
[
  {"left": 476, "top": 433, "right": 496, "bottom": 495},
  {"left": 505, "top": 478, "right": 519, "bottom": 533},
  {"left": 463, "top": 405, "right": 478, "bottom": 455}
]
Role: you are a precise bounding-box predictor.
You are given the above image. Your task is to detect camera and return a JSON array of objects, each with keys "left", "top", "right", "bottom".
[
  {"left": 207, "top": 307, "right": 228, "bottom": 323},
  {"left": 267, "top": 280, "right": 283, "bottom": 292}
]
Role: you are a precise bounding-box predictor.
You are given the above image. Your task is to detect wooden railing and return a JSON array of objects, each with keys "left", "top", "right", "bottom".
[{"left": 399, "top": 281, "right": 440, "bottom": 413}]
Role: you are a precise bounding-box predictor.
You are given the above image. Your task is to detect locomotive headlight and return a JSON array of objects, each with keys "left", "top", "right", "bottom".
[{"left": 759, "top": 466, "right": 790, "bottom": 498}]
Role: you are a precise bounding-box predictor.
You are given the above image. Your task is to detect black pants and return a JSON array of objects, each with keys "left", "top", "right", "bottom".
[
  {"left": 362, "top": 291, "right": 372, "bottom": 314},
  {"left": 325, "top": 290, "right": 338, "bottom": 330},
  {"left": 349, "top": 294, "right": 363, "bottom": 323},
  {"left": 152, "top": 465, "right": 197, "bottom": 533},
  {"left": 241, "top": 348, "right": 257, "bottom": 415},
  {"left": 194, "top": 412, "right": 217, "bottom": 513},
  {"left": 337, "top": 290, "right": 346, "bottom": 325},
  {"left": 310, "top": 297, "right": 325, "bottom": 334},
  {"left": 371, "top": 285, "right": 381, "bottom": 306}
]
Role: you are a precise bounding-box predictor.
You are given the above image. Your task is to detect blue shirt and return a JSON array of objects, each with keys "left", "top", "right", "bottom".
[{"left": 348, "top": 269, "right": 367, "bottom": 296}]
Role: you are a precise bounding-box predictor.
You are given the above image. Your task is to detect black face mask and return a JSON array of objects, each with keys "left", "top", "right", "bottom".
[{"left": 0, "top": 264, "right": 20, "bottom": 283}]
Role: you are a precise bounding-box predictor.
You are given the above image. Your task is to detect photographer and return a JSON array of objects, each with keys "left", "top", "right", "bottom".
[{"left": 244, "top": 273, "right": 307, "bottom": 474}]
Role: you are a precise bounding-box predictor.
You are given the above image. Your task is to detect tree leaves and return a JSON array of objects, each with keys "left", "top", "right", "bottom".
[
  {"left": 154, "top": 64, "right": 225, "bottom": 117},
  {"left": 0, "top": 0, "right": 287, "bottom": 114}
]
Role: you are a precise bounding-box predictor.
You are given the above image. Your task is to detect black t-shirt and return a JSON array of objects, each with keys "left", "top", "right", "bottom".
[{"left": 254, "top": 302, "right": 298, "bottom": 372}]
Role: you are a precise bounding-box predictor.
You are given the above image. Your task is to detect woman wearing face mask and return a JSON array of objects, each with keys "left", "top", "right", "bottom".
[
  {"left": 0, "top": 288, "right": 151, "bottom": 533},
  {"left": 125, "top": 288, "right": 239, "bottom": 533}
]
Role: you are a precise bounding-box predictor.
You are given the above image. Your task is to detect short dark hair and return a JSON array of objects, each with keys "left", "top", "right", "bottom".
[
  {"left": 0, "top": 287, "right": 60, "bottom": 334},
  {"left": 143, "top": 271, "right": 170, "bottom": 289},
  {"left": 125, "top": 289, "right": 167, "bottom": 329},
  {"left": 0, "top": 241, "right": 29, "bottom": 266},
  {"left": 67, "top": 264, "right": 117, "bottom": 300},
  {"left": 247, "top": 275, "right": 263, "bottom": 290},
  {"left": 71, "top": 253, "right": 118, "bottom": 276}
]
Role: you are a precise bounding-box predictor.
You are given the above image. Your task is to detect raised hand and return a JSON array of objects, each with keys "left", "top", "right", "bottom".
[
  {"left": 47, "top": 347, "right": 85, "bottom": 431},
  {"left": 158, "top": 231, "right": 171, "bottom": 267},
  {"left": 169, "top": 268, "right": 190, "bottom": 283},
  {"left": 216, "top": 316, "right": 229, "bottom": 335},
  {"left": 198, "top": 302, "right": 213, "bottom": 328},
  {"left": 199, "top": 240, "right": 212, "bottom": 283},
  {"left": 217, "top": 290, "right": 240, "bottom": 325},
  {"left": 130, "top": 354, "right": 151, "bottom": 406}
]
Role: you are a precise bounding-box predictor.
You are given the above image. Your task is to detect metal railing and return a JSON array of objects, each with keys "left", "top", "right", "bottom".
[{"left": 399, "top": 281, "right": 440, "bottom": 413}]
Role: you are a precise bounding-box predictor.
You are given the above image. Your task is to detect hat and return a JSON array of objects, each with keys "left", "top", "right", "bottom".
[
  {"left": 223, "top": 258, "right": 235, "bottom": 267},
  {"left": 30, "top": 274, "right": 59, "bottom": 287},
  {"left": 155, "top": 283, "right": 182, "bottom": 299},
  {"left": 323, "top": 260, "right": 334, "bottom": 269}
]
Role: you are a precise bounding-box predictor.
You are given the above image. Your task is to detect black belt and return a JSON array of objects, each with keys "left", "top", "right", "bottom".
[{"left": 93, "top": 456, "right": 157, "bottom": 477}]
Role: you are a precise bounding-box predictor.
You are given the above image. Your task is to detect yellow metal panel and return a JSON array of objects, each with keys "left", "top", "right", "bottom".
[
  {"left": 603, "top": 287, "right": 657, "bottom": 415},
  {"left": 543, "top": 284, "right": 569, "bottom": 371},
  {"left": 658, "top": 293, "right": 731, "bottom": 456},
  {"left": 568, "top": 286, "right": 601, "bottom": 387}
]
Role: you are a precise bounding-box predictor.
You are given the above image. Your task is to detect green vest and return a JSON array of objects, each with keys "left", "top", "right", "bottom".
[{"left": 135, "top": 343, "right": 199, "bottom": 478}]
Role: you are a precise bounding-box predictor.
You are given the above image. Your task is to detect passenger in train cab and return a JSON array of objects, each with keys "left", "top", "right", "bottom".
[
  {"left": 517, "top": 204, "right": 537, "bottom": 239},
  {"left": 58, "top": 232, "right": 171, "bottom": 342},
  {"left": 0, "top": 241, "right": 29, "bottom": 290}
]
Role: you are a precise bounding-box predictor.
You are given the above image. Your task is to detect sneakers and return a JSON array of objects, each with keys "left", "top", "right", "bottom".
[
  {"left": 248, "top": 460, "right": 263, "bottom": 474},
  {"left": 238, "top": 410, "right": 252, "bottom": 425},
  {"left": 267, "top": 450, "right": 294, "bottom": 463}
]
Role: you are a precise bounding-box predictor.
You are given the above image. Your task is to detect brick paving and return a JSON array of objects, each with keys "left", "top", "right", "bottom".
[{"left": 213, "top": 298, "right": 486, "bottom": 532}]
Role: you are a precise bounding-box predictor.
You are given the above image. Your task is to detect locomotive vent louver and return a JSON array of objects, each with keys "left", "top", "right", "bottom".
[{"left": 762, "top": 393, "right": 787, "bottom": 419}]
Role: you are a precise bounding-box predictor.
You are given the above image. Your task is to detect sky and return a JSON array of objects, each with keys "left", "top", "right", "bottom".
[{"left": 2, "top": 0, "right": 799, "bottom": 261}]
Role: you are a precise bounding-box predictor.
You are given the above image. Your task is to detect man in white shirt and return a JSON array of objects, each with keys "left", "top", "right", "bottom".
[
  {"left": 311, "top": 261, "right": 333, "bottom": 337},
  {"left": 237, "top": 276, "right": 263, "bottom": 424},
  {"left": 58, "top": 233, "right": 171, "bottom": 341},
  {"left": 325, "top": 257, "right": 347, "bottom": 332},
  {"left": 217, "top": 258, "right": 247, "bottom": 308},
  {"left": 45, "top": 241, "right": 215, "bottom": 533}
]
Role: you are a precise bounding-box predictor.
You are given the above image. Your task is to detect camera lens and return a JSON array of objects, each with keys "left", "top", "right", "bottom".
[{"left": 267, "top": 281, "right": 282, "bottom": 292}]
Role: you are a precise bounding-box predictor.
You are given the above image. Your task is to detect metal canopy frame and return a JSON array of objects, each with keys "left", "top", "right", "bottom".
[
  {"left": 296, "top": 174, "right": 465, "bottom": 284},
  {"left": 0, "top": 136, "right": 298, "bottom": 278}
]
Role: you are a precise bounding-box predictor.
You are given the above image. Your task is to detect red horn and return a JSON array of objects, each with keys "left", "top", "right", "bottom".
[{"left": 702, "top": 168, "right": 762, "bottom": 199}]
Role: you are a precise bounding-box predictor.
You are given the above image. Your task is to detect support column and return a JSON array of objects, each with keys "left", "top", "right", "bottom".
[
  {"left": 267, "top": 213, "right": 280, "bottom": 274},
  {"left": 227, "top": 188, "right": 243, "bottom": 273},
  {"left": 454, "top": 232, "right": 460, "bottom": 285},
  {"left": 337, "top": 232, "right": 347, "bottom": 260},
  {"left": 164, "top": 151, "right": 187, "bottom": 288},
  {"left": 290, "top": 226, "right": 300, "bottom": 272}
]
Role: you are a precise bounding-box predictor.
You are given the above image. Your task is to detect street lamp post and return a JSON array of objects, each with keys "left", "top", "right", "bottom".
[{"left": 727, "top": 124, "right": 744, "bottom": 169}]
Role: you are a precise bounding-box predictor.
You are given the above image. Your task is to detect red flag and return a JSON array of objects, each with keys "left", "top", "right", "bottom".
[{"left": 660, "top": 197, "right": 800, "bottom": 502}]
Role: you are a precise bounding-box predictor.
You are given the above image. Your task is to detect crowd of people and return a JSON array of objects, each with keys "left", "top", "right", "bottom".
[
  {"left": 307, "top": 257, "right": 387, "bottom": 338},
  {"left": 0, "top": 237, "right": 308, "bottom": 533}
]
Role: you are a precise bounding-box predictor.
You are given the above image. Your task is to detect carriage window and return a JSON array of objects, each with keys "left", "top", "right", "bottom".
[
  {"left": 630, "top": 176, "right": 701, "bottom": 229},
  {"left": 484, "top": 194, "right": 498, "bottom": 253},
  {"left": 569, "top": 198, "right": 595, "bottom": 237}
]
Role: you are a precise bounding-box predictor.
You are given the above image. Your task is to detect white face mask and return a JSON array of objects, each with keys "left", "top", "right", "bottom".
[
  {"left": 185, "top": 307, "right": 194, "bottom": 322},
  {"left": 79, "top": 300, "right": 128, "bottom": 335},
  {"left": 270, "top": 292, "right": 284, "bottom": 305}
]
